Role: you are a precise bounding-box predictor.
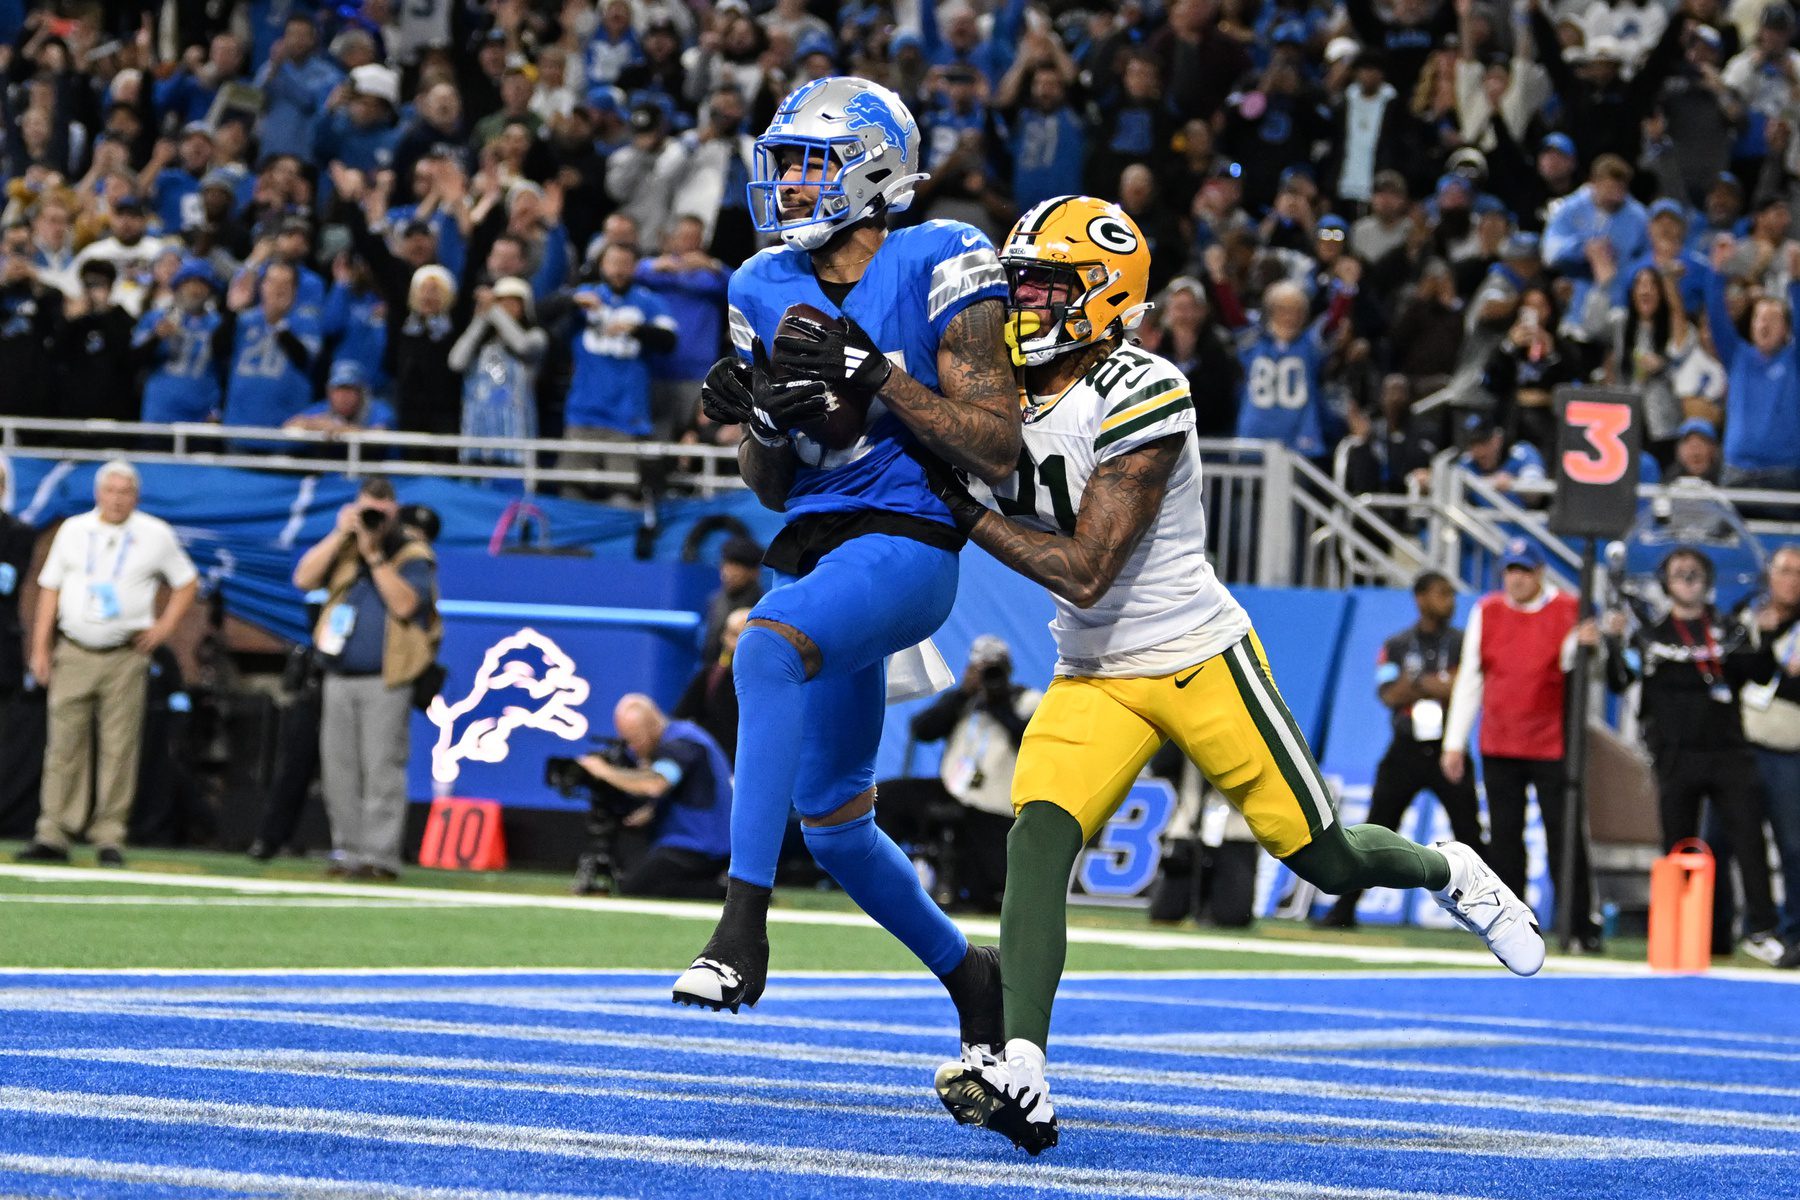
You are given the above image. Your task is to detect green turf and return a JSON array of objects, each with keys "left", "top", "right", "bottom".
[{"left": 0, "top": 843, "right": 1672, "bottom": 973}]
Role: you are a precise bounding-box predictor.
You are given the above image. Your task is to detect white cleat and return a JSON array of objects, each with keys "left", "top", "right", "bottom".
[
  {"left": 1742, "top": 932, "right": 1786, "bottom": 967},
  {"left": 933, "top": 1038, "right": 1059, "bottom": 1154},
  {"left": 1431, "top": 841, "right": 1546, "bottom": 977}
]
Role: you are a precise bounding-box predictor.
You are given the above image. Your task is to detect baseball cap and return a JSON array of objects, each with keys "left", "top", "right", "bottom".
[
  {"left": 719, "top": 535, "right": 764, "bottom": 567},
  {"left": 1762, "top": 3, "right": 1794, "bottom": 29},
  {"left": 969, "top": 634, "right": 1011, "bottom": 668},
  {"left": 795, "top": 30, "right": 837, "bottom": 61},
  {"left": 1714, "top": 170, "right": 1744, "bottom": 195},
  {"left": 1436, "top": 173, "right": 1473, "bottom": 199},
  {"left": 1541, "top": 132, "right": 1577, "bottom": 158},
  {"left": 1501, "top": 231, "right": 1541, "bottom": 259},
  {"left": 180, "top": 119, "right": 214, "bottom": 139},
  {"left": 1692, "top": 24, "right": 1723, "bottom": 48},
  {"left": 1648, "top": 197, "right": 1689, "bottom": 224},
  {"left": 629, "top": 101, "right": 665, "bottom": 133},
  {"left": 1676, "top": 416, "right": 1719, "bottom": 441},
  {"left": 199, "top": 168, "right": 237, "bottom": 193},
  {"left": 328, "top": 360, "right": 368, "bottom": 391},
  {"left": 1500, "top": 538, "right": 1545, "bottom": 571},
  {"left": 1317, "top": 214, "right": 1348, "bottom": 239},
  {"left": 583, "top": 85, "right": 623, "bottom": 115},
  {"left": 349, "top": 63, "right": 400, "bottom": 106},
  {"left": 171, "top": 257, "right": 216, "bottom": 291},
  {"left": 1463, "top": 412, "right": 1500, "bottom": 441}
]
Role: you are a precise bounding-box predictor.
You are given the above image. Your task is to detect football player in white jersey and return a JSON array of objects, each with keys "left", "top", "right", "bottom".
[{"left": 922, "top": 196, "right": 1546, "bottom": 1155}]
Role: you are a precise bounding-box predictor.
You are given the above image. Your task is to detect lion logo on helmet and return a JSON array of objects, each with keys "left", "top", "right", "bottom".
[{"left": 843, "top": 88, "right": 912, "bottom": 150}]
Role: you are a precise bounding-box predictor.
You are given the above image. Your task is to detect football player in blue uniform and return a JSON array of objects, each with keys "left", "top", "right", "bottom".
[{"left": 673, "top": 78, "right": 1021, "bottom": 1063}]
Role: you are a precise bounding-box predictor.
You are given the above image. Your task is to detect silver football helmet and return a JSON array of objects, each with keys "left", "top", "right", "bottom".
[{"left": 748, "top": 76, "right": 926, "bottom": 252}]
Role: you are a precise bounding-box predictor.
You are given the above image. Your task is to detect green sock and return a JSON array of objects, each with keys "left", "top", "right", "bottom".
[
  {"left": 999, "top": 801, "right": 1085, "bottom": 1052},
  {"left": 1284, "top": 821, "right": 1451, "bottom": 894}
]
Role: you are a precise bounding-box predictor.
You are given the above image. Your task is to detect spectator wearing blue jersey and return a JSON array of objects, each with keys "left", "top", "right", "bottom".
[
  {"left": 919, "top": 0, "right": 1027, "bottom": 87},
  {"left": 1704, "top": 236, "right": 1800, "bottom": 489},
  {"left": 321, "top": 253, "right": 390, "bottom": 398},
  {"left": 586, "top": 0, "right": 643, "bottom": 87},
  {"left": 1235, "top": 280, "right": 1348, "bottom": 461},
  {"left": 1457, "top": 413, "right": 1547, "bottom": 495},
  {"left": 217, "top": 261, "right": 322, "bottom": 447},
  {"left": 1541, "top": 154, "right": 1650, "bottom": 317},
  {"left": 1616, "top": 199, "right": 1712, "bottom": 314},
  {"left": 144, "top": 124, "right": 215, "bottom": 236},
  {"left": 311, "top": 65, "right": 401, "bottom": 195},
  {"left": 260, "top": 218, "right": 329, "bottom": 327},
  {"left": 561, "top": 243, "right": 677, "bottom": 490},
  {"left": 381, "top": 154, "right": 469, "bottom": 282},
  {"left": 635, "top": 217, "right": 728, "bottom": 440},
  {"left": 1088, "top": 52, "right": 1178, "bottom": 196},
  {"left": 133, "top": 260, "right": 222, "bottom": 424},
  {"left": 996, "top": 58, "right": 1086, "bottom": 215},
  {"left": 256, "top": 12, "right": 344, "bottom": 161},
  {"left": 286, "top": 360, "right": 396, "bottom": 454},
  {"left": 448, "top": 277, "right": 547, "bottom": 466},
  {"left": 154, "top": 34, "right": 248, "bottom": 126}
]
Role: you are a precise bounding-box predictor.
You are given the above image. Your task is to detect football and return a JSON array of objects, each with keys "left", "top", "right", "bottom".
[{"left": 774, "top": 302, "right": 873, "bottom": 451}]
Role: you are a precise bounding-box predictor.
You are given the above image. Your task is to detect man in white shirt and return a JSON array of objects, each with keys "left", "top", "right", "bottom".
[{"left": 16, "top": 462, "right": 198, "bottom": 867}]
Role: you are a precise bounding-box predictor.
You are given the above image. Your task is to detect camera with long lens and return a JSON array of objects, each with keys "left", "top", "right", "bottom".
[
  {"left": 549, "top": 739, "right": 641, "bottom": 895},
  {"left": 979, "top": 662, "right": 1008, "bottom": 687},
  {"left": 358, "top": 506, "right": 387, "bottom": 532}
]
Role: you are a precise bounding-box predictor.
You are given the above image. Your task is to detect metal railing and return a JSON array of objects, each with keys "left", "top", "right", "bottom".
[{"left": 0, "top": 417, "right": 751, "bottom": 496}]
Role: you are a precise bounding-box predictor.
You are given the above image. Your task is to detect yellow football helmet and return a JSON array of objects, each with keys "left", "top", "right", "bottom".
[{"left": 999, "top": 195, "right": 1153, "bottom": 367}]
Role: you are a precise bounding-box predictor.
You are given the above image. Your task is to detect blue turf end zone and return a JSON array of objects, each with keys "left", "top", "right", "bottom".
[{"left": 0, "top": 970, "right": 1794, "bottom": 1199}]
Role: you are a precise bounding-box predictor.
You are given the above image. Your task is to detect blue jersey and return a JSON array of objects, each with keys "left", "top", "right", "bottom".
[
  {"left": 1235, "top": 325, "right": 1331, "bottom": 458},
  {"left": 133, "top": 307, "right": 221, "bottom": 423},
  {"left": 152, "top": 168, "right": 203, "bottom": 235},
  {"left": 322, "top": 283, "right": 389, "bottom": 392},
  {"left": 726, "top": 220, "right": 1007, "bottom": 526},
  {"left": 223, "top": 308, "right": 322, "bottom": 432},
  {"left": 566, "top": 283, "right": 676, "bottom": 435}
]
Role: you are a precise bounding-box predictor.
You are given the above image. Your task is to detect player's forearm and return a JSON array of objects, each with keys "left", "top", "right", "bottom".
[
  {"left": 738, "top": 437, "right": 795, "bottom": 512},
  {"left": 882, "top": 367, "right": 1018, "bottom": 483},
  {"left": 966, "top": 512, "right": 1115, "bottom": 608},
  {"left": 885, "top": 299, "right": 1020, "bottom": 484}
]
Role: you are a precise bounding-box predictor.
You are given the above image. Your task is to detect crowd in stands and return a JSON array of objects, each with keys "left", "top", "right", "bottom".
[{"left": 3, "top": 0, "right": 1800, "bottom": 493}]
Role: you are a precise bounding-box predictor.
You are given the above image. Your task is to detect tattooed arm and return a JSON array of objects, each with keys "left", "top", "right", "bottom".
[
  {"left": 738, "top": 437, "right": 797, "bottom": 512},
  {"left": 965, "top": 434, "right": 1183, "bottom": 608},
  {"left": 881, "top": 298, "right": 1022, "bottom": 484}
]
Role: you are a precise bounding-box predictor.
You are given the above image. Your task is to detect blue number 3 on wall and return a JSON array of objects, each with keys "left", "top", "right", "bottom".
[{"left": 1076, "top": 779, "right": 1178, "bottom": 898}]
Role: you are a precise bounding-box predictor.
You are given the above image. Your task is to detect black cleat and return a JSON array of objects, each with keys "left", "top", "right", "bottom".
[
  {"left": 95, "top": 847, "right": 125, "bottom": 868},
  {"left": 14, "top": 842, "right": 69, "bottom": 864},
  {"left": 672, "top": 879, "right": 772, "bottom": 1012}
]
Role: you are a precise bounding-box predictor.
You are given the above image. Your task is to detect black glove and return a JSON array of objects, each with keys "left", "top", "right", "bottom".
[
  {"left": 908, "top": 445, "right": 988, "bottom": 533},
  {"left": 700, "top": 340, "right": 832, "bottom": 446},
  {"left": 771, "top": 311, "right": 892, "bottom": 397}
]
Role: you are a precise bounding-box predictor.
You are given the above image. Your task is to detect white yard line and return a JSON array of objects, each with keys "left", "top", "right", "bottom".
[
  {"left": 0, "top": 895, "right": 488, "bottom": 908},
  {"left": 0, "top": 864, "right": 1674, "bottom": 975},
  {"left": 0, "top": 1086, "right": 1506, "bottom": 1200},
  {"left": 7, "top": 1046, "right": 1780, "bottom": 1164},
  {"left": 0, "top": 1153, "right": 627, "bottom": 1200}
]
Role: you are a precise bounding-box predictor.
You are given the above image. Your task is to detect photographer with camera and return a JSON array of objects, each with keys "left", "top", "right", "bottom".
[
  {"left": 889, "top": 636, "right": 1041, "bottom": 912},
  {"left": 291, "top": 477, "right": 441, "bottom": 881},
  {"left": 563, "top": 693, "right": 731, "bottom": 899},
  {"left": 1602, "top": 546, "right": 1785, "bottom": 963}
]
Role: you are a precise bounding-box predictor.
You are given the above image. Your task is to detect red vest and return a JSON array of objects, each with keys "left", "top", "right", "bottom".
[{"left": 1476, "top": 590, "right": 1578, "bottom": 761}]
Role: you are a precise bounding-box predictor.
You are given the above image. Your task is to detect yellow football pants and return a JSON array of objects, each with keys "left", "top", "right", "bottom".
[{"left": 1009, "top": 631, "right": 1337, "bottom": 859}]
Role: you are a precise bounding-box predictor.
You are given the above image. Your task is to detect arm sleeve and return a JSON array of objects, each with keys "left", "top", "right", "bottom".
[
  {"left": 926, "top": 226, "right": 1008, "bottom": 342},
  {"left": 727, "top": 271, "right": 757, "bottom": 361},
  {"left": 446, "top": 310, "right": 488, "bottom": 371},
  {"left": 1705, "top": 270, "right": 1742, "bottom": 362},
  {"left": 486, "top": 305, "right": 547, "bottom": 361},
  {"left": 1442, "top": 603, "right": 1485, "bottom": 754},
  {"left": 532, "top": 224, "right": 570, "bottom": 300}
]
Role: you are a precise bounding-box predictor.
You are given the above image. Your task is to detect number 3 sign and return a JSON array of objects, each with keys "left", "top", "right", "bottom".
[{"left": 1550, "top": 388, "right": 1642, "bottom": 539}]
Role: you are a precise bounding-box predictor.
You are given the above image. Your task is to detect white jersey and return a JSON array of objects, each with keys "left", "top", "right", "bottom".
[{"left": 974, "top": 342, "right": 1250, "bottom": 677}]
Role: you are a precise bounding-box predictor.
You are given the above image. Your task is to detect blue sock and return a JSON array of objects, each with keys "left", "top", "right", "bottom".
[
  {"left": 728, "top": 627, "right": 809, "bottom": 888},
  {"left": 803, "top": 810, "right": 969, "bottom": 976}
]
